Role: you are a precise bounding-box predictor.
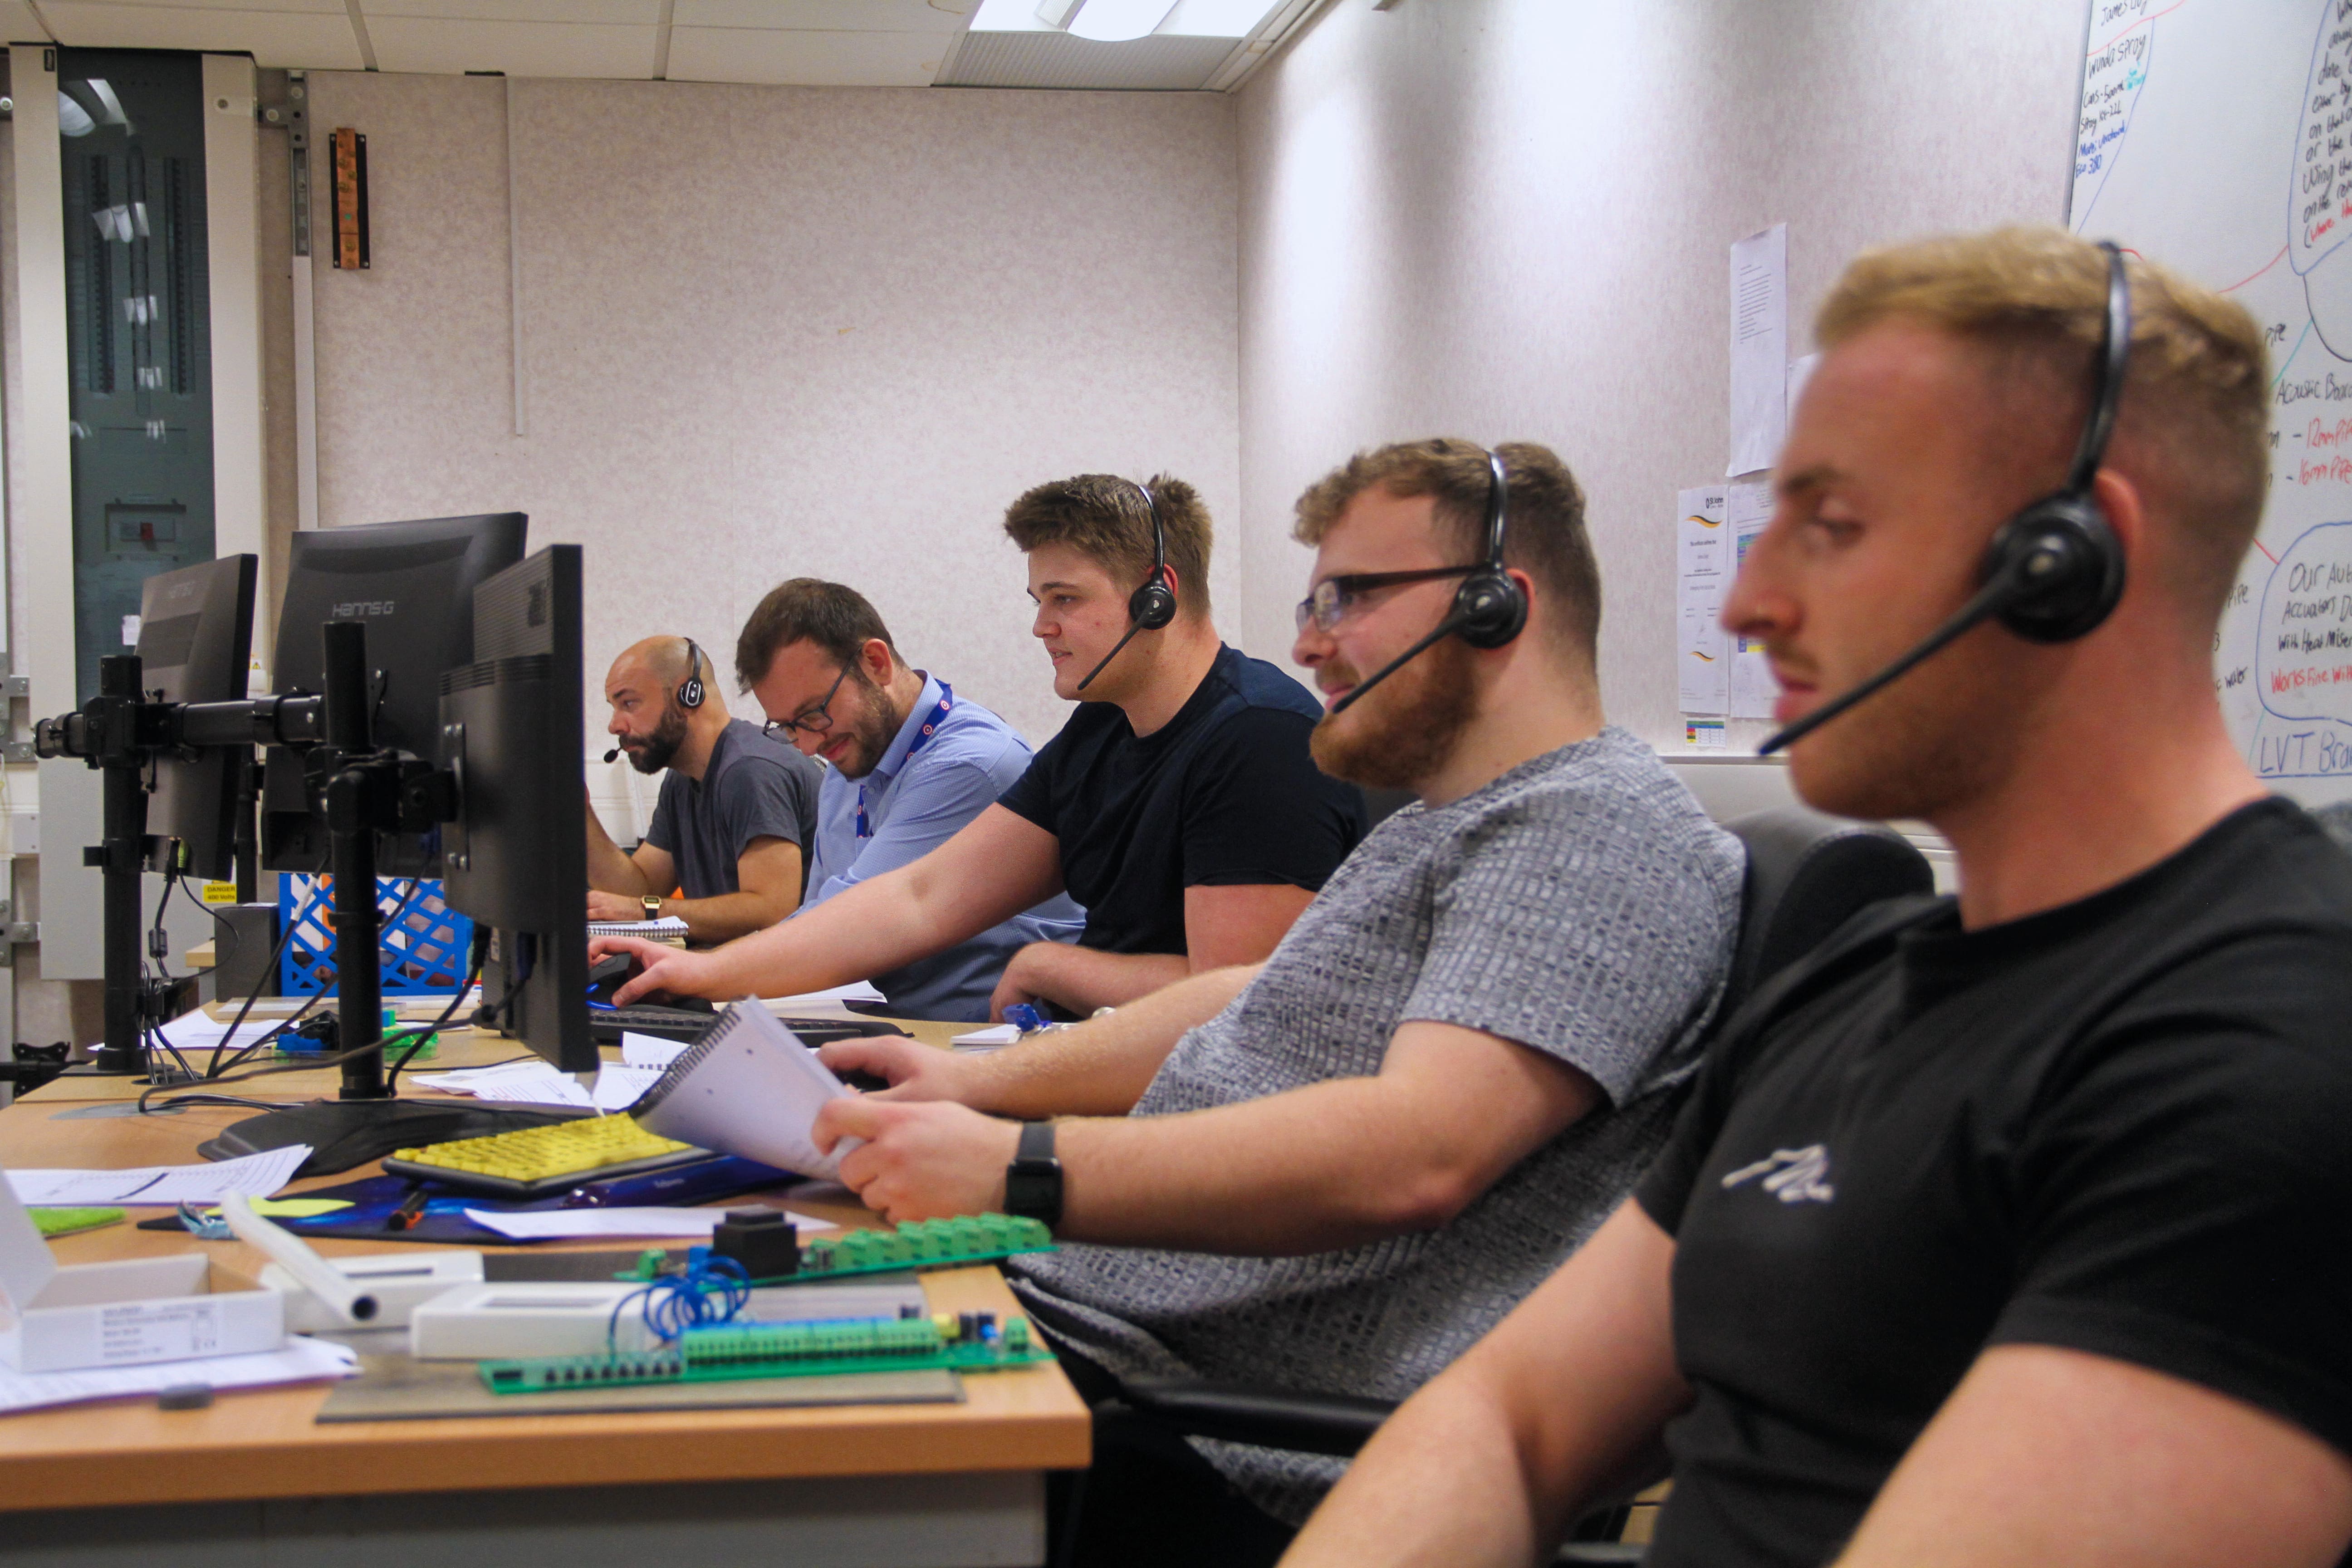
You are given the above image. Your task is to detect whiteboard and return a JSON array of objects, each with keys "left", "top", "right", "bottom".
[{"left": 2071, "top": 0, "right": 2352, "bottom": 805}]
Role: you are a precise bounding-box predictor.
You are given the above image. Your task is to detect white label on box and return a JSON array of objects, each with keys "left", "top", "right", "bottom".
[{"left": 97, "top": 1299, "right": 221, "bottom": 1364}]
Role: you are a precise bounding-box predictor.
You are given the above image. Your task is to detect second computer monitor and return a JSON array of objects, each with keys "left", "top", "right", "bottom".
[
  {"left": 436, "top": 543, "right": 593, "bottom": 1074},
  {"left": 262, "top": 512, "right": 527, "bottom": 874},
  {"left": 137, "top": 554, "right": 257, "bottom": 881}
]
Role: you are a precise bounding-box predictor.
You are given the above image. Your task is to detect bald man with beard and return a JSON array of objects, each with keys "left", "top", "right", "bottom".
[{"left": 586, "top": 635, "right": 821, "bottom": 944}]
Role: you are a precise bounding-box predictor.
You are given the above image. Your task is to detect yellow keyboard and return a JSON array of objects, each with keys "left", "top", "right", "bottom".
[{"left": 381, "top": 1114, "right": 705, "bottom": 1198}]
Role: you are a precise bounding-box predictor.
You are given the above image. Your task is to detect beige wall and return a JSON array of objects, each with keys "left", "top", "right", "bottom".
[
  {"left": 1231, "top": 0, "right": 2087, "bottom": 751},
  {"left": 299, "top": 72, "right": 1243, "bottom": 752}
]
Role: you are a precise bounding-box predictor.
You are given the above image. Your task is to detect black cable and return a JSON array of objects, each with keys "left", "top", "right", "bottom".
[
  {"left": 139, "top": 1016, "right": 450, "bottom": 1115},
  {"left": 384, "top": 938, "right": 490, "bottom": 1095},
  {"left": 207, "top": 850, "right": 328, "bottom": 1077}
]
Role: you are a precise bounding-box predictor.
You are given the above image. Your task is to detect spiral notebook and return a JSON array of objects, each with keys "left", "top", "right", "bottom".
[
  {"left": 630, "top": 1002, "right": 858, "bottom": 1181},
  {"left": 586, "top": 915, "right": 690, "bottom": 940}
]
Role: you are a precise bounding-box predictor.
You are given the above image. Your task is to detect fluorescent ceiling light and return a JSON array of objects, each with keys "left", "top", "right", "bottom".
[
  {"left": 1156, "top": 0, "right": 1282, "bottom": 35},
  {"left": 972, "top": 0, "right": 1270, "bottom": 39},
  {"left": 1065, "top": 0, "right": 1179, "bottom": 40}
]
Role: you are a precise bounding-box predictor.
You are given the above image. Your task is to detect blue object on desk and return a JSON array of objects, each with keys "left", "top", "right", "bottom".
[
  {"left": 560, "top": 1154, "right": 794, "bottom": 1209},
  {"left": 1002, "top": 1003, "right": 1049, "bottom": 1034}
]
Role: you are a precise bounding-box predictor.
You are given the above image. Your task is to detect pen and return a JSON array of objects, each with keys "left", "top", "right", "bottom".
[{"left": 386, "top": 1187, "right": 430, "bottom": 1232}]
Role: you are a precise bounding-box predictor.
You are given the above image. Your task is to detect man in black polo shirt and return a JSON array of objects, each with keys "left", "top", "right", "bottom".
[
  {"left": 608, "top": 474, "right": 1364, "bottom": 1016},
  {"left": 1281, "top": 230, "right": 2352, "bottom": 1568}
]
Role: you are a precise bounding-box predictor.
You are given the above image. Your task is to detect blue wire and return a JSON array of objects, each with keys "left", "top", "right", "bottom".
[{"left": 606, "top": 1253, "right": 752, "bottom": 1352}]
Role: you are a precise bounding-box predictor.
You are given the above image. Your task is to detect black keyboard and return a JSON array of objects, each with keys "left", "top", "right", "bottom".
[{"left": 587, "top": 1004, "right": 911, "bottom": 1052}]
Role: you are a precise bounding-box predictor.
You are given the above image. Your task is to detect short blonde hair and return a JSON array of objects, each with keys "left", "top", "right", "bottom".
[
  {"left": 1293, "top": 439, "right": 1600, "bottom": 658},
  {"left": 1818, "top": 227, "right": 2268, "bottom": 614}
]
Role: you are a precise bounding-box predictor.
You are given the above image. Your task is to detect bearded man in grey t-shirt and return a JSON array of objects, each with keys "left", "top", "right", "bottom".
[{"left": 813, "top": 439, "right": 1744, "bottom": 1567}]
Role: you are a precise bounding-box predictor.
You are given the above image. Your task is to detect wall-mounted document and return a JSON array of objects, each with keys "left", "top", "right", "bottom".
[
  {"left": 1729, "top": 224, "right": 1789, "bottom": 477},
  {"left": 1727, "top": 480, "right": 1779, "bottom": 720},
  {"left": 1677, "top": 487, "right": 1730, "bottom": 715}
]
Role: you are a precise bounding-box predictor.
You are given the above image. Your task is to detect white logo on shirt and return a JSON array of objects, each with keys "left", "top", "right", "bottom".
[{"left": 1721, "top": 1145, "right": 1835, "bottom": 1204}]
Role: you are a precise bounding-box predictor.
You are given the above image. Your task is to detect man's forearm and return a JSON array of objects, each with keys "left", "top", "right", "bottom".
[
  {"left": 586, "top": 812, "right": 652, "bottom": 895},
  {"left": 1016, "top": 943, "right": 1190, "bottom": 1015},
  {"left": 1282, "top": 1204, "right": 1689, "bottom": 1568},
  {"left": 966, "top": 964, "right": 1258, "bottom": 1119},
  {"left": 669, "top": 890, "right": 796, "bottom": 946}
]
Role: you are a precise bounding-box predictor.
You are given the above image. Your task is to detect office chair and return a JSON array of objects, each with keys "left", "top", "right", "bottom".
[{"left": 1093, "top": 805, "right": 1935, "bottom": 1560}]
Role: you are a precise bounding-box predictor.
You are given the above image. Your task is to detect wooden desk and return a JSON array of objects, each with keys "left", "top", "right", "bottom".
[{"left": 0, "top": 1015, "right": 1085, "bottom": 1568}]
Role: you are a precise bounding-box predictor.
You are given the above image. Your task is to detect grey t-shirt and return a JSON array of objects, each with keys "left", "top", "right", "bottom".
[
  {"left": 643, "top": 719, "right": 822, "bottom": 901},
  {"left": 1009, "top": 725, "right": 1744, "bottom": 1523}
]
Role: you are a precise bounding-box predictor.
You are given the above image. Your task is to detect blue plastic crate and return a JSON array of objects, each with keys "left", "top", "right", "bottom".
[{"left": 278, "top": 876, "right": 474, "bottom": 996}]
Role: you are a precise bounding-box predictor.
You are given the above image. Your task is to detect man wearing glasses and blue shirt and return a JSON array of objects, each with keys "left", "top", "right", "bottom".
[{"left": 731, "top": 578, "right": 1083, "bottom": 1021}]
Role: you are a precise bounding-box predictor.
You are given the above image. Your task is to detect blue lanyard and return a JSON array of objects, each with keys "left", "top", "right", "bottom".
[{"left": 856, "top": 681, "right": 953, "bottom": 839}]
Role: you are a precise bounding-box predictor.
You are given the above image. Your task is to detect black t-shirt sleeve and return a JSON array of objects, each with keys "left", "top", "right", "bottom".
[
  {"left": 1177, "top": 706, "right": 1364, "bottom": 890},
  {"left": 1987, "top": 932, "right": 2352, "bottom": 1458},
  {"left": 996, "top": 725, "right": 1066, "bottom": 832},
  {"left": 1636, "top": 1045, "right": 1734, "bottom": 1235}
]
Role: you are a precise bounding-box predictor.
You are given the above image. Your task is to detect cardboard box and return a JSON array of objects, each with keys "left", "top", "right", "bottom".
[
  {"left": 0, "top": 1159, "right": 285, "bottom": 1373},
  {"left": 0, "top": 1254, "right": 285, "bottom": 1373}
]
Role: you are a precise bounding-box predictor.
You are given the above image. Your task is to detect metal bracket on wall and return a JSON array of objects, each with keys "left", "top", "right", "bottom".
[
  {"left": 0, "top": 905, "right": 38, "bottom": 967},
  {"left": 256, "top": 69, "right": 311, "bottom": 259},
  {"left": 1, "top": 653, "right": 29, "bottom": 760}
]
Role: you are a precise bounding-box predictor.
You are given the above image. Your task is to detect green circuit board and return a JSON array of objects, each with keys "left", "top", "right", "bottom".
[
  {"left": 617, "top": 1213, "right": 1056, "bottom": 1286},
  {"left": 480, "top": 1311, "right": 1053, "bottom": 1394}
]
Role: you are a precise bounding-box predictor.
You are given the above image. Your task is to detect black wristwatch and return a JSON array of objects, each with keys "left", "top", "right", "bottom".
[{"left": 1004, "top": 1120, "right": 1063, "bottom": 1230}]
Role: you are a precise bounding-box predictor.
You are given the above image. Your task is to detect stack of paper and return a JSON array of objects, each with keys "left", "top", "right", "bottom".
[
  {"left": 952, "top": 1023, "right": 1022, "bottom": 1052},
  {"left": 410, "top": 1060, "right": 657, "bottom": 1114},
  {"left": 761, "top": 980, "right": 885, "bottom": 1010},
  {"left": 2, "top": 1147, "right": 311, "bottom": 1207},
  {"left": 0, "top": 1338, "right": 357, "bottom": 1415}
]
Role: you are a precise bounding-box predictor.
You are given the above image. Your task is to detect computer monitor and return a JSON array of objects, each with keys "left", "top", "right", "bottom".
[
  {"left": 134, "top": 554, "right": 256, "bottom": 881},
  {"left": 437, "top": 543, "right": 595, "bottom": 1074},
  {"left": 262, "top": 513, "right": 527, "bottom": 874}
]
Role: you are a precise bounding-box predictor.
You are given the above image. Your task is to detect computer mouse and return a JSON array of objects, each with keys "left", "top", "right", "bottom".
[{"left": 586, "top": 952, "right": 633, "bottom": 1003}]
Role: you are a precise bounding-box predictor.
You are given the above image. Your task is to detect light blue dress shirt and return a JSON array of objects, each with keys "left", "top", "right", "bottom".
[{"left": 800, "top": 673, "right": 1085, "bottom": 1021}]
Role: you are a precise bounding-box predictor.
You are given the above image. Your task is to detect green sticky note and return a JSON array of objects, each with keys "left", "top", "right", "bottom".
[{"left": 30, "top": 1207, "right": 124, "bottom": 1238}]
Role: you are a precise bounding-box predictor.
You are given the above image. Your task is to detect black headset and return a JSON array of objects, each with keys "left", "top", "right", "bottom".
[
  {"left": 1328, "top": 446, "right": 1530, "bottom": 715},
  {"left": 1076, "top": 478, "right": 1180, "bottom": 692},
  {"left": 677, "top": 637, "right": 706, "bottom": 710},
  {"left": 1760, "top": 241, "right": 2132, "bottom": 754}
]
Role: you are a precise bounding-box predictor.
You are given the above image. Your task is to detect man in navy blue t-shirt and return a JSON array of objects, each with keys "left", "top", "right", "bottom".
[{"left": 607, "top": 473, "right": 1365, "bottom": 1018}]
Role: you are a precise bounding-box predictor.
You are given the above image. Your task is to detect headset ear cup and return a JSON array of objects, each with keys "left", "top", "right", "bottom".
[
  {"left": 1983, "top": 496, "right": 2126, "bottom": 643},
  {"left": 1453, "top": 571, "right": 1528, "bottom": 651},
  {"left": 679, "top": 676, "right": 703, "bottom": 709},
  {"left": 1130, "top": 572, "right": 1179, "bottom": 632}
]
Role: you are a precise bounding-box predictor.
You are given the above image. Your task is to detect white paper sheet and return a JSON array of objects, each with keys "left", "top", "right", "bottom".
[
  {"left": 469, "top": 1070, "right": 594, "bottom": 1109},
  {"left": 591, "top": 1064, "right": 664, "bottom": 1112},
  {"left": 952, "top": 1023, "right": 1021, "bottom": 1049},
  {"left": 409, "top": 1059, "right": 558, "bottom": 1094},
  {"left": 152, "top": 1014, "right": 288, "bottom": 1057},
  {"left": 0, "top": 1336, "right": 357, "bottom": 1415},
  {"left": 2, "top": 1146, "right": 311, "bottom": 1207},
  {"left": 1727, "top": 479, "right": 1781, "bottom": 720},
  {"left": 620, "top": 1032, "right": 688, "bottom": 1068},
  {"left": 1730, "top": 223, "right": 1789, "bottom": 477},
  {"left": 462, "top": 1207, "right": 834, "bottom": 1242},
  {"left": 1677, "top": 486, "right": 1731, "bottom": 715},
  {"left": 631, "top": 1004, "right": 858, "bottom": 1180},
  {"left": 762, "top": 981, "right": 884, "bottom": 1009}
]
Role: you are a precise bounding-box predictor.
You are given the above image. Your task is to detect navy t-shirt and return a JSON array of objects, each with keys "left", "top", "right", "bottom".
[{"left": 998, "top": 644, "right": 1367, "bottom": 957}]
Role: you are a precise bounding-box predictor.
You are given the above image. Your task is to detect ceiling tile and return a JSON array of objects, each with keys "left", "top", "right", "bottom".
[
  {"left": 664, "top": 25, "right": 944, "bottom": 86},
  {"left": 0, "top": 0, "right": 48, "bottom": 32},
  {"left": 671, "top": 0, "right": 966, "bottom": 31},
  {"left": 35, "top": 4, "right": 367, "bottom": 65},
  {"left": 364, "top": 0, "right": 657, "bottom": 23},
  {"left": 366, "top": 15, "right": 656, "bottom": 75}
]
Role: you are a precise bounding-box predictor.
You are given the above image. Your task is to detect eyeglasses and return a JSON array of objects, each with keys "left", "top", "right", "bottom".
[
  {"left": 1294, "top": 566, "right": 1480, "bottom": 634},
  {"left": 762, "top": 663, "right": 852, "bottom": 739}
]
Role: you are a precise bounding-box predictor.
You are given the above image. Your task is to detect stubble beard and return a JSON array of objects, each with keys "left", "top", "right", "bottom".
[
  {"left": 1787, "top": 629, "right": 2034, "bottom": 823},
  {"left": 1310, "top": 635, "right": 1480, "bottom": 792}
]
